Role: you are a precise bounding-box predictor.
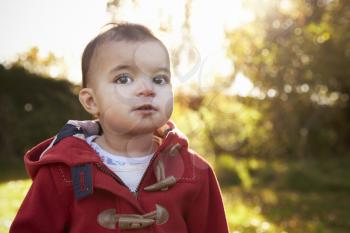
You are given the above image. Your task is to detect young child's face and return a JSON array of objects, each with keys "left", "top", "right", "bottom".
[{"left": 84, "top": 40, "right": 173, "bottom": 135}]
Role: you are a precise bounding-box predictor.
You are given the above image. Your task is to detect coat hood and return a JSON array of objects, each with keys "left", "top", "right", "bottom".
[{"left": 24, "top": 120, "right": 189, "bottom": 180}]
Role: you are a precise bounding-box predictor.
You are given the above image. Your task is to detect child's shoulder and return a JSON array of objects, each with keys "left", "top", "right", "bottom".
[
  {"left": 158, "top": 141, "right": 214, "bottom": 185},
  {"left": 186, "top": 148, "right": 213, "bottom": 170},
  {"left": 24, "top": 133, "right": 98, "bottom": 180}
]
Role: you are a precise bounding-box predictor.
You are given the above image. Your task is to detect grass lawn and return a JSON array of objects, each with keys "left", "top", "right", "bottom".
[
  {"left": 220, "top": 156, "right": 350, "bottom": 233},
  {"left": 1, "top": 156, "right": 350, "bottom": 233},
  {"left": 0, "top": 179, "right": 31, "bottom": 233},
  {"left": 224, "top": 187, "right": 350, "bottom": 233}
]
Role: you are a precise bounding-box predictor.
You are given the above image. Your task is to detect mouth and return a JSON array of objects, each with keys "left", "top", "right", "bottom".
[{"left": 133, "top": 104, "right": 158, "bottom": 112}]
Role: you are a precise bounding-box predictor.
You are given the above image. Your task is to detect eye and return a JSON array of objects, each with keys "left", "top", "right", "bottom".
[
  {"left": 114, "top": 73, "right": 133, "bottom": 84},
  {"left": 153, "top": 75, "right": 169, "bottom": 85}
]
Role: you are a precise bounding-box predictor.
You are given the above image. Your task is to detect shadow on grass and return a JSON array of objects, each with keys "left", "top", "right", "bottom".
[
  {"left": 220, "top": 156, "right": 350, "bottom": 233},
  {"left": 224, "top": 187, "right": 350, "bottom": 233}
]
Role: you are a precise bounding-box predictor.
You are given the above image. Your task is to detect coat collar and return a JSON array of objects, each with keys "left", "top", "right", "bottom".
[{"left": 24, "top": 120, "right": 188, "bottom": 179}]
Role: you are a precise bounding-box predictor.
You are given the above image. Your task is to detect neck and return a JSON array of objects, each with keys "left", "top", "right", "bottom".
[{"left": 95, "top": 130, "right": 156, "bottom": 157}]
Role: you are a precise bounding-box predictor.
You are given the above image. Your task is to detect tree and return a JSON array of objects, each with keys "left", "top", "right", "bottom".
[
  {"left": 226, "top": 0, "right": 350, "bottom": 156},
  {"left": 12, "top": 47, "right": 68, "bottom": 79}
]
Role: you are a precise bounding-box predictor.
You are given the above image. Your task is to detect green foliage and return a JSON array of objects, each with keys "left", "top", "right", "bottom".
[
  {"left": 12, "top": 47, "right": 68, "bottom": 78},
  {"left": 173, "top": 91, "right": 268, "bottom": 159},
  {"left": 225, "top": 0, "right": 350, "bottom": 157},
  {"left": 0, "top": 160, "right": 26, "bottom": 183},
  {"left": 0, "top": 64, "right": 90, "bottom": 159}
]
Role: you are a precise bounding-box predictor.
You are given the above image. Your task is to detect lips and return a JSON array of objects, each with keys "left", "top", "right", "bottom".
[{"left": 133, "top": 104, "right": 158, "bottom": 111}]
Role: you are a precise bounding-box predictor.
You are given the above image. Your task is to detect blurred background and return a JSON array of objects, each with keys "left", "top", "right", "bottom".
[{"left": 1, "top": 0, "right": 350, "bottom": 232}]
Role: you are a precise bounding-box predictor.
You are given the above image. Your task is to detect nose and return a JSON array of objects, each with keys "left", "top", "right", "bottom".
[{"left": 136, "top": 78, "right": 155, "bottom": 97}]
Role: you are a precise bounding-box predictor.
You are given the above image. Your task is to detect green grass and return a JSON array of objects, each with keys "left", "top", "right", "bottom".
[
  {"left": 1, "top": 156, "right": 350, "bottom": 233},
  {"left": 0, "top": 179, "right": 31, "bottom": 233},
  {"left": 220, "top": 156, "right": 350, "bottom": 233},
  {"left": 223, "top": 187, "right": 350, "bottom": 233}
]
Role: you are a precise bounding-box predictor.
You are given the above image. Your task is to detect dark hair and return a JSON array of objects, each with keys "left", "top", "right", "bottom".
[{"left": 81, "top": 23, "right": 162, "bottom": 87}]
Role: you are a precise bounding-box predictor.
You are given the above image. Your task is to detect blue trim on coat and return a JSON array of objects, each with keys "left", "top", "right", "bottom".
[
  {"left": 54, "top": 124, "right": 84, "bottom": 145},
  {"left": 71, "top": 164, "right": 93, "bottom": 200}
]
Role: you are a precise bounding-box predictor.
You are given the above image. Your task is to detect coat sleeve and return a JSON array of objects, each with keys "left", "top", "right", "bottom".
[
  {"left": 185, "top": 166, "right": 229, "bottom": 233},
  {"left": 10, "top": 166, "right": 70, "bottom": 233}
]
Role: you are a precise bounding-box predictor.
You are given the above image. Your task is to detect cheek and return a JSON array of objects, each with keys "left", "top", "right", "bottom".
[
  {"left": 100, "top": 86, "right": 137, "bottom": 110},
  {"left": 101, "top": 107, "right": 140, "bottom": 134},
  {"left": 165, "top": 95, "right": 174, "bottom": 116},
  {"left": 110, "top": 86, "right": 136, "bottom": 106},
  {"left": 159, "top": 90, "right": 174, "bottom": 118}
]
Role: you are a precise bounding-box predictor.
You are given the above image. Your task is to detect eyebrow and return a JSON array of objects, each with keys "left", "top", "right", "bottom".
[
  {"left": 109, "top": 64, "right": 170, "bottom": 74},
  {"left": 153, "top": 67, "right": 170, "bottom": 74},
  {"left": 109, "top": 64, "right": 132, "bottom": 74}
]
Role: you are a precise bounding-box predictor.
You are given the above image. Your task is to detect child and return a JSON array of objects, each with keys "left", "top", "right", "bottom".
[{"left": 10, "top": 23, "right": 229, "bottom": 233}]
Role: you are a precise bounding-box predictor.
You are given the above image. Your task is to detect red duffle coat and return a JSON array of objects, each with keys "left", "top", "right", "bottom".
[{"left": 10, "top": 120, "right": 229, "bottom": 233}]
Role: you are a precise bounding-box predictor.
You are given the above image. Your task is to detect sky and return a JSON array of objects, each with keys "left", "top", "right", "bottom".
[
  {"left": 0, "top": 0, "right": 256, "bottom": 94},
  {"left": 0, "top": 0, "right": 108, "bottom": 83}
]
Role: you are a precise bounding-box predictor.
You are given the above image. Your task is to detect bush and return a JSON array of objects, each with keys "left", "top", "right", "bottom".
[{"left": 0, "top": 65, "right": 90, "bottom": 159}]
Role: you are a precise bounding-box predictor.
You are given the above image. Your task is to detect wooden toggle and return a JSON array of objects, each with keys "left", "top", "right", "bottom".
[{"left": 97, "top": 204, "right": 169, "bottom": 230}]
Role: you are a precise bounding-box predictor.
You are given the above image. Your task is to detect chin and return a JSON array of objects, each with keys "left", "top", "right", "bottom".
[
  {"left": 125, "top": 126, "right": 156, "bottom": 136},
  {"left": 129, "top": 119, "right": 168, "bottom": 135}
]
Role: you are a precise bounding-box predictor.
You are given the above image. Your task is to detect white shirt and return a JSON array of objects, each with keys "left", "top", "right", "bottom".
[{"left": 86, "top": 135, "right": 154, "bottom": 192}]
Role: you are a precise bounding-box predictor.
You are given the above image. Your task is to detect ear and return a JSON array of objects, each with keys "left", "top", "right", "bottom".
[{"left": 79, "top": 88, "right": 99, "bottom": 116}]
